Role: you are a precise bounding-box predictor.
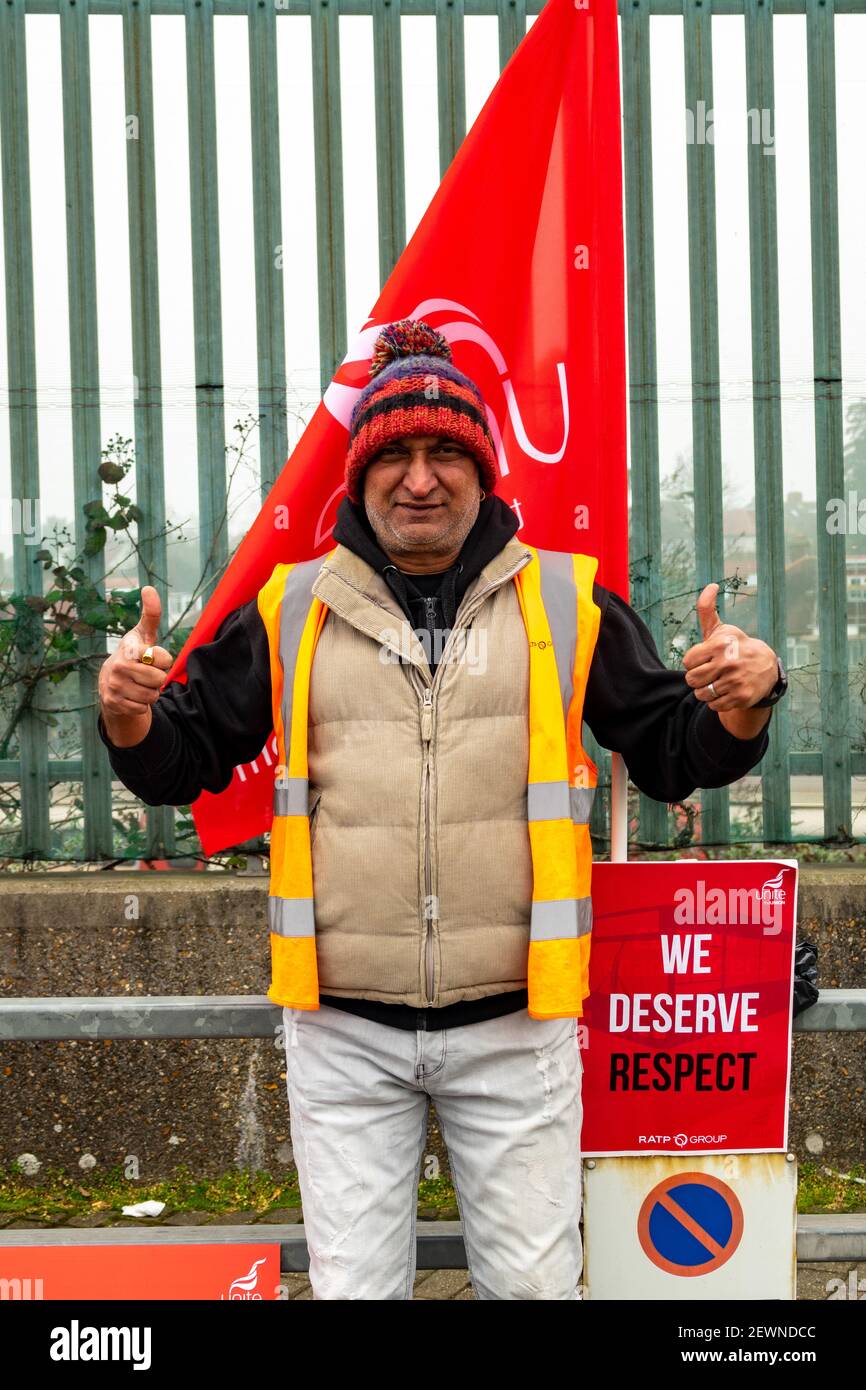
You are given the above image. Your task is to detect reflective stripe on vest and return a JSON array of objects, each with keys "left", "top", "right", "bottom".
[
  {"left": 258, "top": 556, "right": 333, "bottom": 1009},
  {"left": 259, "top": 546, "right": 601, "bottom": 1019},
  {"left": 271, "top": 556, "right": 329, "bottom": 822},
  {"left": 513, "top": 547, "right": 600, "bottom": 1019}
]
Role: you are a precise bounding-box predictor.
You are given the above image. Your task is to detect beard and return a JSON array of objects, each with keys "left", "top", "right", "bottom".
[{"left": 364, "top": 492, "right": 481, "bottom": 560}]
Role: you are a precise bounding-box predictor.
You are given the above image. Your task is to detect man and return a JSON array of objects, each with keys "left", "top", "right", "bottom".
[{"left": 97, "top": 318, "right": 787, "bottom": 1301}]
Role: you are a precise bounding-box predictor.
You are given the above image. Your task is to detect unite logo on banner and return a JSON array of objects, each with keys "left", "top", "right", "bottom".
[{"left": 220, "top": 1256, "right": 268, "bottom": 1300}]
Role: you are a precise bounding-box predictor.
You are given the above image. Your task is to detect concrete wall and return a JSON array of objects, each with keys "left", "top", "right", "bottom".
[{"left": 0, "top": 868, "right": 863, "bottom": 1183}]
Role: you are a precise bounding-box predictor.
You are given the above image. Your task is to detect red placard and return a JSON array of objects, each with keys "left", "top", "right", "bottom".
[
  {"left": 0, "top": 1244, "right": 281, "bottom": 1301},
  {"left": 580, "top": 861, "right": 798, "bottom": 1155}
]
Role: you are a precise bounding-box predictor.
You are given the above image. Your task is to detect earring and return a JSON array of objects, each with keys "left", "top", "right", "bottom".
[{"left": 479, "top": 489, "right": 486, "bottom": 501}]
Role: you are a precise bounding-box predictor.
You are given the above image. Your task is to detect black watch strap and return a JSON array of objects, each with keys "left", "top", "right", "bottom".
[{"left": 751, "top": 655, "right": 788, "bottom": 708}]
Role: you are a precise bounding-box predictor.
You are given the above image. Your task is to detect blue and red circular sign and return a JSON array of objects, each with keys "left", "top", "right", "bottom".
[{"left": 638, "top": 1172, "right": 744, "bottom": 1276}]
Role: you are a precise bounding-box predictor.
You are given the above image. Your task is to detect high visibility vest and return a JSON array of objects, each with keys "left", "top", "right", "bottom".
[{"left": 257, "top": 544, "right": 601, "bottom": 1021}]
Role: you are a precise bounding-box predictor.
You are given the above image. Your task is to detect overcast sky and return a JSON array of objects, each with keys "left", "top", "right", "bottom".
[{"left": 1, "top": 12, "right": 865, "bottom": 588}]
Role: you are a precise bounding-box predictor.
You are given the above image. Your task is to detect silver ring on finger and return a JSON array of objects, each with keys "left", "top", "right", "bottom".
[{"left": 707, "top": 680, "right": 717, "bottom": 699}]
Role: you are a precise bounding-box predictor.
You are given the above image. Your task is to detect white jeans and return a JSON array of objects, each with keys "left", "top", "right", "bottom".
[{"left": 282, "top": 1002, "right": 585, "bottom": 1300}]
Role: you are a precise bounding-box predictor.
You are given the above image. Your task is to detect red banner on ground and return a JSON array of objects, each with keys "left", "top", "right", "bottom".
[
  {"left": 580, "top": 861, "right": 798, "bottom": 1155},
  {"left": 0, "top": 1243, "right": 280, "bottom": 1301}
]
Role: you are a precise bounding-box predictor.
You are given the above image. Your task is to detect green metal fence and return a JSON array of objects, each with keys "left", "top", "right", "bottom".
[{"left": 0, "top": 0, "right": 863, "bottom": 860}]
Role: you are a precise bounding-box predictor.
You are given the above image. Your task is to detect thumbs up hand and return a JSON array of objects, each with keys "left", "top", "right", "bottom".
[
  {"left": 98, "top": 585, "right": 174, "bottom": 748},
  {"left": 131, "top": 585, "right": 163, "bottom": 654},
  {"left": 682, "top": 582, "right": 780, "bottom": 737},
  {"left": 694, "top": 582, "right": 725, "bottom": 645}
]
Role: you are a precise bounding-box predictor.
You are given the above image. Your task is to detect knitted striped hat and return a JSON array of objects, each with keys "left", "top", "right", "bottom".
[{"left": 344, "top": 318, "right": 498, "bottom": 504}]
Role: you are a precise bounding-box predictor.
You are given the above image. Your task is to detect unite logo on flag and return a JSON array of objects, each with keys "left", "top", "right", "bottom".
[
  {"left": 314, "top": 297, "right": 574, "bottom": 549},
  {"left": 324, "top": 299, "right": 573, "bottom": 476}
]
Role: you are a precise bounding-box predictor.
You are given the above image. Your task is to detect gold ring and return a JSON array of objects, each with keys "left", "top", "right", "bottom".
[{"left": 140, "top": 646, "right": 155, "bottom": 665}]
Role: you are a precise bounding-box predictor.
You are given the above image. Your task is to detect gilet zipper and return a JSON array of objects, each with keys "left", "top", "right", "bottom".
[
  {"left": 413, "top": 549, "right": 532, "bottom": 1006},
  {"left": 420, "top": 686, "right": 434, "bottom": 1001}
]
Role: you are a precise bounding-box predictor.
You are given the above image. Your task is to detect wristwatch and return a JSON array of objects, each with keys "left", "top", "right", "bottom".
[{"left": 750, "top": 655, "right": 788, "bottom": 709}]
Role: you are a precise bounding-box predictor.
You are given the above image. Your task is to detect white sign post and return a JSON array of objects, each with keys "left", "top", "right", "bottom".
[{"left": 583, "top": 1153, "right": 797, "bottom": 1300}]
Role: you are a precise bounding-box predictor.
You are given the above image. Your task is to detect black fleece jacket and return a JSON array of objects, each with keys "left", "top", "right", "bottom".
[{"left": 98, "top": 494, "right": 772, "bottom": 1032}]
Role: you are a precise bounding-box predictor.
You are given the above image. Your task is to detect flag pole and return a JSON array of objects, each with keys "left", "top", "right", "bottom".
[{"left": 610, "top": 750, "right": 628, "bottom": 863}]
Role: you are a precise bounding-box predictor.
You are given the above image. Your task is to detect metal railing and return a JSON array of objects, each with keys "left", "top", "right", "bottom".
[{"left": 1, "top": 986, "right": 862, "bottom": 1038}]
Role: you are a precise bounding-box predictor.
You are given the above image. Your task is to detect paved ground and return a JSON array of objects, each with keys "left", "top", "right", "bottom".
[
  {"left": 280, "top": 1270, "right": 475, "bottom": 1299},
  {"left": 796, "top": 1261, "right": 866, "bottom": 1300},
  {"left": 279, "top": 1263, "right": 866, "bottom": 1299}
]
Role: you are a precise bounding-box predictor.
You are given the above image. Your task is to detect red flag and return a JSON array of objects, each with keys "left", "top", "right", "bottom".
[{"left": 167, "top": 0, "right": 627, "bottom": 855}]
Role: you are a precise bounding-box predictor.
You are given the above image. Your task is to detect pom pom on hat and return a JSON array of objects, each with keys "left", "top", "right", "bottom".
[{"left": 368, "top": 319, "right": 453, "bottom": 378}]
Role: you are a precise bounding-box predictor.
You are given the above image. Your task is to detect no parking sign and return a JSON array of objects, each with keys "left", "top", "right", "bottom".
[{"left": 638, "top": 1172, "right": 744, "bottom": 1276}]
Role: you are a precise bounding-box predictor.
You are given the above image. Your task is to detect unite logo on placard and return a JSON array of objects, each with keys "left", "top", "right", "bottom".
[
  {"left": 760, "top": 869, "right": 787, "bottom": 907},
  {"left": 221, "top": 1257, "right": 267, "bottom": 1301}
]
